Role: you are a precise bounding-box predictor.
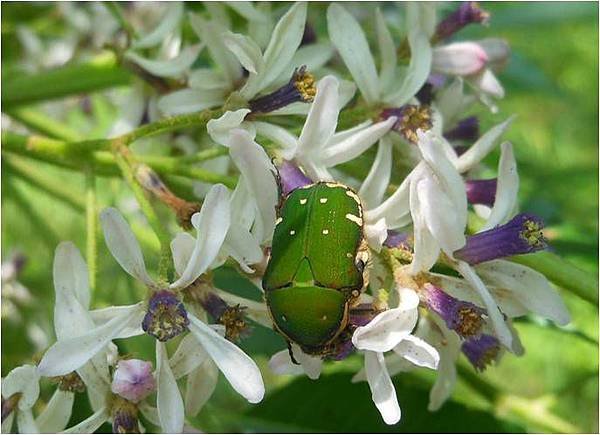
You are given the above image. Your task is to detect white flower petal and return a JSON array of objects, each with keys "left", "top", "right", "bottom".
[
  {"left": 469, "top": 68, "right": 505, "bottom": 98},
  {"left": 359, "top": 137, "right": 393, "bottom": 210},
  {"left": 456, "top": 261, "right": 513, "bottom": 348},
  {"left": 455, "top": 116, "right": 515, "bottom": 173},
  {"left": 364, "top": 218, "right": 389, "bottom": 253},
  {"left": 99, "top": 208, "right": 155, "bottom": 287},
  {"left": 156, "top": 341, "right": 184, "bottom": 434},
  {"left": 189, "top": 13, "right": 242, "bottom": 86},
  {"left": 77, "top": 360, "right": 111, "bottom": 412},
  {"left": 417, "top": 176, "right": 466, "bottom": 256},
  {"left": 432, "top": 42, "right": 488, "bottom": 76},
  {"left": 125, "top": 44, "right": 203, "bottom": 78},
  {"left": 157, "top": 88, "right": 226, "bottom": 116},
  {"left": 436, "top": 78, "right": 466, "bottom": 125},
  {"left": 393, "top": 335, "right": 439, "bottom": 370},
  {"left": 60, "top": 407, "right": 108, "bottom": 434},
  {"left": 138, "top": 403, "right": 161, "bottom": 427},
  {"left": 352, "top": 296, "right": 419, "bottom": 353},
  {"left": 225, "top": 1, "right": 267, "bottom": 22},
  {"left": 410, "top": 177, "right": 441, "bottom": 274},
  {"left": 36, "top": 389, "right": 74, "bottom": 433},
  {"left": 383, "top": 6, "right": 432, "bottom": 106},
  {"left": 291, "top": 343, "right": 323, "bottom": 380},
  {"left": 132, "top": 2, "right": 183, "bottom": 49},
  {"left": 274, "top": 43, "right": 334, "bottom": 88},
  {"left": 214, "top": 289, "right": 271, "bottom": 329},
  {"left": 240, "top": 2, "right": 307, "bottom": 98},
  {"left": 365, "top": 351, "right": 401, "bottom": 425},
  {"left": 228, "top": 129, "right": 278, "bottom": 244},
  {"left": 108, "top": 84, "right": 147, "bottom": 137},
  {"left": 297, "top": 75, "right": 340, "bottom": 157},
  {"left": 2, "top": 365, "right": 40, "bottom": 410},
  {"left": 321, "top": 118, "right": 396, "bottom": 167},
  {"left": 170, "top": 232, "right": 196, "bottom": 277},
  {"left": 53, "top": 242, "right": 90, "bottom": 309},
  {"left": 429, "top": 348, "right": 458, "bottom": 411},
  {"left": 188, "top": 68, "right": 230, "bottom": 91},
  {"left": 207, "top": 109, "right": 252, "bottom": 147},
  {"left": 375, "top": 8, "right": 397, "bottom": 94},
  {"left": 254, "top": 121, "right": 299, "bottom": 160},
  {"left": 17, "top": 409, "right": 39, "bottom": 434},
  {"left": 476, "top": 260, "right": 571, "bottom": 325},
  {"left": 170, "top": 184, "right": 231, "bottom": 289},
  {"left": 365, "top": 163, "right": 416, "bottom": 228},
  {"left": 327, "top": 3, "right": 379, "bottom": 104},
  {"left": 170, "top": 333, "right": 209, "bottom": 379},
  {"left": 38, "top": 304, "right": 144, "bottom": 377},
  {"left": 88, "top": 304, "right": 145, "bottom": 339},
  {"left": 480, "top": 142, "right": 519, "bottom": 230},
  {"left": 2, "top": 411, "right": 14, "bottom": 434},
  {"left": 185, "top": 359, "right": 219, "bottom": 416},
  {"left": 268, "top": 350, "right": 305, "bottom": 376},
  {"left": 188, "top": 314, "right": 265, "bottom": 403},
  {"left": 223, "top": 31, "right": 263, "bottom": 74}
]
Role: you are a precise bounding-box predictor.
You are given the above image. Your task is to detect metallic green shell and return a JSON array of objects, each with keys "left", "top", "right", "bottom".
[{"left": 263, "top": 182, "right": 365, "bottom": 351}]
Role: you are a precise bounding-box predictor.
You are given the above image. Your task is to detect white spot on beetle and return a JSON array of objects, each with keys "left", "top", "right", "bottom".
[
  {"left": 345, "top": 213, "right": 363, "bottom": 226},
  {"left": 275, "top": 217, "right": 283, "bottom": 225},
  {"left": 282, "top": 315, "right": 287, "bottom": 322},
  {"left": 289, "top": 230, "right": 296, "bottom": 235},
  {"left": 322, "top": 229, "right": 329, "bottom": 235},
  {"left": 346, "top": 252, "right": 353, "bottom": 258},
  {"left": 319, "top": 198, "right": 328, "bottom": 204},
  {"left": 345, "top": 189, "right": 361, "bottom": 205},
  {"left": 322, "top": 315, "right": 328, "bottom": 320},
  {"left": 299, "top": 198, "right": 307, "bottom": 205}
]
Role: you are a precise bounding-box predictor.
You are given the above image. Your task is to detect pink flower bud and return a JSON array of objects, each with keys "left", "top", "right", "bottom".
[
  {"left": 432, "top": 42, "right": 488, "bottom": 76},
  {"left": 111, "top": 359, "right": 156, "bottom": 403}
]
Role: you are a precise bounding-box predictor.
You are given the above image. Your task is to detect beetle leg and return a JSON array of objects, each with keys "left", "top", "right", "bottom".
[{"left": 286, "top": 340, "right": 301, "bottom": 365}]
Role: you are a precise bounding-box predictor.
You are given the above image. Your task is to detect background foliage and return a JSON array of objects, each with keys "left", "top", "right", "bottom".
[{"left": 1, "top": 2, "right": 598, "bottom": 433}]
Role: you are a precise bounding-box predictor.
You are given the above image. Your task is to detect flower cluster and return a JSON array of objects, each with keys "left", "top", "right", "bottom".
[{"left": 2, "top": 2, "right": 572, "bottom": 432}]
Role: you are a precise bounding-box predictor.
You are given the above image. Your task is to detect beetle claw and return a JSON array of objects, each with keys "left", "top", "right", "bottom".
[{"left": 286, "top": 340, "right": 301, "bottom": 365}]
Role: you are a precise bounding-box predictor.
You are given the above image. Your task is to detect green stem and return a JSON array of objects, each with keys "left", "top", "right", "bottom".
[
  {"left": 113, "top": 150, "right": 172, "bottom": 281},
  {"left": 103, "top": 2, "right": 136, "bottom": 40},
  {"left": 510, "top": 251, "right": 598, "bottom": 305},
  {"left": 86, "top": 169, "right": 98, "bottom": 293},
  {"left": 3, "top": 154, "right": 85, "bottom": 211},
  {"left": 178, "top": 147, "right": 229, "bottom": 163},
  {"left": 5, "top": 107, "right": 82, "bottom": 141},
  {"left": 2, "top": 52, "right": 132, "bottom": 108},
  {"left": 2, "top": 132, "right": 237, "bottom": 188}
]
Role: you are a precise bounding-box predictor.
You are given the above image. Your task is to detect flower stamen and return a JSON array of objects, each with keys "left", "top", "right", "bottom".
[
  {"left": 142, "top": 290, "right": 189, "bottom": 342},
  {"left": 381, "top": 105, "right": 432, "bottom": 144},
  {"left": 249, "top": 66, "right": 316, "bottom": 114}
]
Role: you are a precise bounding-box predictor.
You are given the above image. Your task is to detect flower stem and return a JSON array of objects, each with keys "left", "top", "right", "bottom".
[
  {"left": 113, "top": 148, "right": 172, "bottom": 281},
  {"left": 103, "top": 1, "right": 136, "bottom": 40},
  {"left": 509, "top": 251, "right": 598, "bottom": 305},
  {"left": 5, "top": 107, "right": 82, "bottom": 141},
  {"left": 86, "top": 168, "right": 98, "bottom": 293},
  {"left": 2, "top": 52, "right": 132, "bottom": 108}
]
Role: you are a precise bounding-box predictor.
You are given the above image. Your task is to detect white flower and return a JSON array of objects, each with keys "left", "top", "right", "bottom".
[
  {"left": 1, "top": 365, "right": 40, "bottom": 433},
  {"left": 268, "top": 343, "right": 323, "bottom": 380},
  {"left": 37, "top": 184, "right": 264, "bottom": 433},
  {"left": 351, "top": 288, "right": 439, "bottom": 425},
  {"left": 208, "top": 76, "right": 396, "bottom": 182},
  {"left": 327, "top": 3, "right": 434, "bottom": 107}
]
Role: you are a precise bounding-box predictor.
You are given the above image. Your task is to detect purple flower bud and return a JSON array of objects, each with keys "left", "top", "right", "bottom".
[
  {"left": 461, "top": 334, "right": 500, "bottom": 371},
  {"left": 111, "top": 396, "right": 140, "bottom": 434},
  {"left": 301, "top": 23, "right": 317, "bottom": 45},
  {"left": 142, "top": 290, "right": 189, "bottom": 342},
  {"left": 427, "top": 73, "right": 447, "bottom": 89},
  {"left": 200, "top": 292, "right": 229, "bottom": 320},
  {"left": 381, "top": 105, "right": 432, "bottom": 144},
  {"left": 435, "top": 2, "right": 490, "bottom": 41},
  {"left": 279, "top": 161, "right": 313, "bottom": 196},
  {"left": 454, "top": 213, "right": 548, "bottom": 265},
  {"left": 383, "top": 231, "right": 411, "bottom": 250},
  {"left": 422, "top": 284, "right": 485, "bottom": 338},
  {"left": 465, "top": 179, "right": 497, "bottom": 206},
  {"left": 249, "top": 66, "right": 316, "bottom": 114},
  {"left": 444, "top": 117, "right": 480, "bottom": 142},
  {"left": 111, "top": 359, "right": 156, "bottom": 403}
]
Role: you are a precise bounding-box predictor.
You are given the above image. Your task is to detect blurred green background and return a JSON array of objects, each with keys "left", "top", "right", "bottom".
[{"left": 1, "top": 2, "right": 598, "bottom": 433}]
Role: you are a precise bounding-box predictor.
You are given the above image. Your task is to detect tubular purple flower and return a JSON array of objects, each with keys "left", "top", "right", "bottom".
[
  {"left": 461, "top": 334, "right": 500, "bottom": 371},
  {"left": 111, "top": 359, "right": 156, "bottom": 403},
  {"left": 421, "top": 283, "right": 485, "bottom": 338},
  {"left": 435, "top": 2, "right": 490, "bottom": 40},
  {"left": 111, "top": 396, "right": 140, "bottom": 434},
  {"left": 200, "top": 292, "right": 251, "bottom": 342},
  {"left": 444, "top": 116, "right": 480, "bottom": 142},
  {"left": 249, "top": 66, "right": 316, "bottom": 114},
  {"left": 465, "top": 179, "right": 497, "bottom": 206},
  {"left": 454, "top": 213, "right": 548, "bottom": 265},
  {"left": 328, "top": 338, "right": 355, "bottom": 361},
  {"left": 142, "top": 290, "right": 189, "bottom": 342},
  {"left": 278, "top": 160, "right": 313, "bottom": 196}
]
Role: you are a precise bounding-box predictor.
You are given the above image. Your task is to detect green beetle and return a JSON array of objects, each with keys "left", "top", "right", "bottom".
[{"left": 262, "top": 181, "right": 369, "bottom": 357}]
